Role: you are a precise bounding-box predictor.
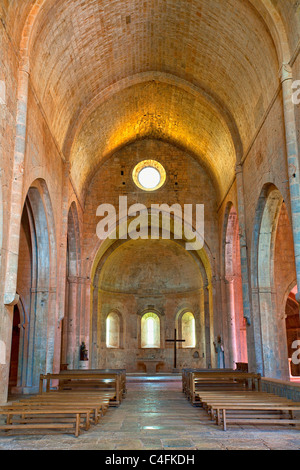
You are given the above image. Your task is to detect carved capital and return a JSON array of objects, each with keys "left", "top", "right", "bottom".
[
  {"left": 280, "top": 63, "right": 292, "bottom": 83},
  {"left": 4, "top": 293, "right": 19, "bottom": 306}
]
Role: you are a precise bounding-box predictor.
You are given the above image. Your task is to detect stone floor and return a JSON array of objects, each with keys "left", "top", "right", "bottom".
[{"left": 0, "top": 375, "right": 299, "bottom": 451}]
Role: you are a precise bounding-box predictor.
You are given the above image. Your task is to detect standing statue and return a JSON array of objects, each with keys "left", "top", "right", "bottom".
[
  {"left": 80, "top": 342, "right": 88, "bottom": 361},
  {"left": 213, "top": 335, "right": 225, "bottom": 369}
]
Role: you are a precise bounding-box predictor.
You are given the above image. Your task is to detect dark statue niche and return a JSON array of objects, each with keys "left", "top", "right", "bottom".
[{"left": 80, "top": 341, "right": 88, "bottom": 361}]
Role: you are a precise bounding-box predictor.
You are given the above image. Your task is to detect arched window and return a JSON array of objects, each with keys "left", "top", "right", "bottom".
[
  {"left": 181, "top": 312, "right": 196, "bottom": 348},
  {"left": 141, "top": 312, "right": 160, "bottom": 348},
  {"left": 106, "top": 312, "right": 121, "bottom": 348}
]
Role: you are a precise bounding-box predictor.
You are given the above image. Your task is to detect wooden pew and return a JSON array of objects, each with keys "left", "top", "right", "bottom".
[
  {"left": 195, "top": 390, "right": 300, "bottom": 431},
  {"left": 39, "top": 372, "right": 123, "bottom": 405},
  {"left": 188, "top": 371, "right": 261, "bottom": 404},
  {"left": 59, "top": 369, "right": 127, "bottom": 398},
  {"left": 182, "top": 369, "right": 234, "bottom": 396},
  {"left": 10, "top": 392, "right": 112, "bottom": 424},
  {"left": 0, "top": 370, "right": 125, "bottom": 438},
  {"left": 0, "top": 406, "right": 94, "bottom": 437},
  {"left": 218, "top": 405, "right": 300, "bottom": 431}
]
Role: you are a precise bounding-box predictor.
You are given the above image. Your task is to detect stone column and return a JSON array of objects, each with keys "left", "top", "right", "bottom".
[
  {"left": 235, "top": 164, "right": 252, "bottom": 327},
  {"left": 53, "top": 162, "right": 71, "bottom": 374},
  {"left": 204, "top": 285, "right": 212, "bottom": 368},
  {"left": 249, "top": 287, "right": 264, "bottom": 374},
  {"left": 199, "top": 287, "right": 206, "bottom": 364},
  {"left": 66, "top": 276, "right": 79, "bottom": 369},
  {"left": 225, "top": 277, "right": 238, "bottom": 369},
  {"left": 281, "top": 64, "right": 300, "bottom": 303},
  {"left": 1, "top": 58, "right": 30, "bottom": 402},
  {"left": 211, "top": 275, "right": 223, "bottom": 342},
  {"left": 90, "top": 282, "right": 98, "bottom": 368},
  {"left": 4, "top": 58, "right": 30, "bottom": 306}
]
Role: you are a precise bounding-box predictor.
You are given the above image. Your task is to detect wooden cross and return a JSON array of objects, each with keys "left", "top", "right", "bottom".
[{"left": 166, "top": 329, "right": 185, "bottom": 369}]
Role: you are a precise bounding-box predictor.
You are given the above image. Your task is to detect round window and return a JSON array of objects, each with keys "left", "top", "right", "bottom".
[{"left": 132, "top": 160, "right": 166, "bottom": 191}]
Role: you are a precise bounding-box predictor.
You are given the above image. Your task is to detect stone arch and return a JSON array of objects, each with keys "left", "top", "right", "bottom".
[
  {"left": 251, "top": 184, "right": 291, "bottom": 379},
  {"left": 19, "top": 0, "right": 46, "bottom": 61},
  {"left": 8, "top": 295, "right": 28, "bottom": 389},
  {"left": 63, "top": 72, "right": 244, "bottom": 166},
  {"left": 20, "top": 0, "right": 290, "bottom": 66},
  {"left": 11, "top": 179, "right": 56, "bottom": 393},
  {"left": 89, "top": 209, "right": 214, "bottom": 371},
  {"left": 248, "top": 0, "right": 290, "bottom": 64}
]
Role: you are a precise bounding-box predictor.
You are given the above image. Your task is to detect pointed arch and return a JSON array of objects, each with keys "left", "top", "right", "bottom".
[
  {"left": 10, "top": 179, "right": 56, "bottom": 393},
  {"left": 251, "top": 184, "right": 291, "bottom": 379}
]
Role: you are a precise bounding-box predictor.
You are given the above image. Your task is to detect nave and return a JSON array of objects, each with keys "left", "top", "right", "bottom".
[{"left": 0, "top": 375, "right": 299, "bottom": 451}]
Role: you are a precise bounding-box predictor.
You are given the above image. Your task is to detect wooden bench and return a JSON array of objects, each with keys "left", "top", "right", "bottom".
[
  {"left": 182, "top": 369, "right": 234, "bottom": 395},
  {"left": 59, "top": 369, "right": 127, "bottom": 398},
  {"left": 213, "top": 404, "right": 300, "bottom": 431},
  {"left": 39, "top": 372, "right": 123, "bottom": 405},
  {"left": 195, "top": 390, "right": 300, "bottom": 431},
  {"left": 0, "top": 370, "right": 125, "bottom": 438},
  {"left": 0, "top": 406, "right": 94, "bottom": 437},
  {"left": 9, "top": 393, "right": 112, "bottom": 424},
  {"left": 187, "top": 371, "right": 261, "bottom": 404}
]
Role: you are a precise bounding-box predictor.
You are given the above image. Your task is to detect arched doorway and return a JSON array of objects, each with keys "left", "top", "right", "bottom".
[
  {"left": 10, "top": 181, "right": 56, "bottom": 393},
  {"left": 90, "top": 234, "right": 213, "bottom": 372},
  {"left": 9, "top": 305, "right": 21, "bottom": 389}
]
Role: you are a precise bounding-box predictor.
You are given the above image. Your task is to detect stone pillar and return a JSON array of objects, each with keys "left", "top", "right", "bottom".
[
  {"left": 4, "top": 58, "right": 30, "bottom": 306},
  {"left": 218, "top": 276, "right": 230, "bottom": 368},
  {"left": 204, "top": 285, "right": 212, "bottom": 368},
  {"left": 1, "top": 58, "right": 30, "bottom": 402},
  {"left": 249, "top": 287, "right": 264, "bottom": 375},
  {"left": 235, "top": 165, "right": 252, "bottom": 327},
  {"left": 211, "top": 275, "right": 223, "bottom": 342},
  {"left": 225, "top": 277, "right": 238, "bottom": 369},
  {"left": 53, "top": 162, "right": 71, "bottom": 374},
  {"left": 90, "top": 282, "right": 98, "bottom": 369},
  {"left": 66, "top": 276, "right": 79, "bottom": 369},
  {"left": 281, "top": 64, "right": 300, "bottom": 304},
  {"left": 199, "top": 287, "right": 206, "bottom": 364},
  {"left": 81, "top": 277, "right": 91, "bottom": 354}
]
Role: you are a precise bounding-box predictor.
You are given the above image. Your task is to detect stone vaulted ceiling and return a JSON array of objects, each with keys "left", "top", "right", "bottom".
[{"left": 1, "top": 0, "right": 289, "bottom": 200}]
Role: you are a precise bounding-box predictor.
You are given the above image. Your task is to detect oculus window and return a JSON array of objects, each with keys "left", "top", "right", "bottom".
[{"left": 132, "top": 160, "right": 166, "bottom": 192}]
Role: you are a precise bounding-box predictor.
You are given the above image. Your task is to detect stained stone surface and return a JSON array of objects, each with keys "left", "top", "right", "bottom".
[{"left": 0, "top": 376, "right": 299, "bottom": 451}]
